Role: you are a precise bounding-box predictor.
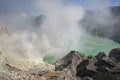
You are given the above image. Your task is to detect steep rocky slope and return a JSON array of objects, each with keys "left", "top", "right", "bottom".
[{"left": 0, "top": 48, "right": 120, "bottom": 80}]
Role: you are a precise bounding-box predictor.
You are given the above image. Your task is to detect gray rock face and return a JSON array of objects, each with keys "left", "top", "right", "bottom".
[
  {"left": 93, "top": 73, "right": 119, "bottom": 80},
  {"left": 82, "top": 77, "right": 93, "bottom": 80},
  {"left": 55, "top": 51, "right": 86, "bottom": 72},
  {"left": 1, "top": 48, "right": 120, "bottom": 80},
  {"left": 55, "top": 51, "right": 86, "bottom": 80},
  {"left": 77, "top": 48, "right": 120, "bottom": 80},
  {"left": 109, "top": 48, "right": 120, "bottom": 62},
  {"left": 95, "top": 52, "right": 106, "bottom": 60}
]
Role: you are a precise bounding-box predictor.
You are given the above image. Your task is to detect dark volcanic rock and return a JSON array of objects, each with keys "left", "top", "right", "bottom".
[
  {"left": 77, "top": 48, "right": 120, "bottom": 80},
  {"left": 95, "top": 57, "right": 117, "bottom": 69},
  {"left": 109, "top": 48, "right": 120, "bottom": 62},
  {"left": 1, "top": 48, "right": 120, "bottom": 80},
  {"left": 55, "top": 51, "right": 86, "bottom": 80},
  {"left": 95, "top": 52, "right": 106, "bottom": 60},
  {"left": 93, "top": 73, "right": 119, "bottom": 80},
  {"left": 82, "top": 77, "right": 93, "bottom": 80},
  {"left": 76, "top": 59, "right": 97, "bottom": 78},
  {"left": 55, "top": 51, "right": 86, "bottom": 72}
]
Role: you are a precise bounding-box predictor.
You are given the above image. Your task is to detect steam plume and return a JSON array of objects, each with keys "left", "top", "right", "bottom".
[{"left": 0, "top": 0, "right": 85, "bottom": 63}]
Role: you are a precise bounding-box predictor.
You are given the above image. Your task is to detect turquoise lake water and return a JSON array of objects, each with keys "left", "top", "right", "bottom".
[{"left": 43, "top": 34, "right": 120, "bottom": 63}]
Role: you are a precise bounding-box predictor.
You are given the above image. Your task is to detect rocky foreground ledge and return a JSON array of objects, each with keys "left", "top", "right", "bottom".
[{"left": 1, "top": 48, "right": 120, "bottom": 80}]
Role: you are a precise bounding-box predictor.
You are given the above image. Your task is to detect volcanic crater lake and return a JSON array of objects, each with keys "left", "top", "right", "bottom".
[{"left": 43, "top": 34, "right": 120, "bottom": 63}]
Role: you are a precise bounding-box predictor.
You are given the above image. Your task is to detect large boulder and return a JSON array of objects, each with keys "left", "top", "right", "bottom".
[
  {"left": 55, "top": 51, "right": 86, "bottom": 72},
  {"left": 76, "top": 57, "right": 97, "bottom": 78},
  {"left": 55, "top": 51, "right": 86, "bottom": 80},
  {"left": 109, "top": 48, "right": 120, "bottom": 62},
  {"left": 95, "top": 52, "right": 106, "bottom": 60}
]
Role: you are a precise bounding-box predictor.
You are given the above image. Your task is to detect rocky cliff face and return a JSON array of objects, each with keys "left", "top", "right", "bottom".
[
  {"left": 1, "top": 48, "right": 120, "bottom": 80},
  {"left": 76, "top": 48, "right": 120, "bottom": 80},
  {"left": 81, "top": 6, "right": 120, "bottom": 43}
]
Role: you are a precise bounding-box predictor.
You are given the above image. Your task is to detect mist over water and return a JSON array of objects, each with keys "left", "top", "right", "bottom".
[
  {"left": 0, "top": 0, "right": 119, "bottom": 65},
  {"left": 44, "top": 33, "right": 120, "bottom": 63}
]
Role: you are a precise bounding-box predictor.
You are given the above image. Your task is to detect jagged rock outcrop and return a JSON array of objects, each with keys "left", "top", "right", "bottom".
[
  {"left": 1, "top": 48, "right": 120, "bottom": 80},
  {"left": 54, "top": 51, "right": 86, "bottom": 80},
  {"left": 77, "top": 48, "right": 120, "bottom": 80},
  {"left": 55, "top": 51, "right": 86, "bottom": 72},
  {"left": 109, "top": 48, "right": 120, "bottom": 62},
  {"left": 95, "top": 52, "right": 106, "bottom": 60}
]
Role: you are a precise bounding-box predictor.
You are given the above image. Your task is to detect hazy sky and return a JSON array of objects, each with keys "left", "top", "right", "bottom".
[{"left": 0, "top": 0, "right": 120, "bottom": 15}]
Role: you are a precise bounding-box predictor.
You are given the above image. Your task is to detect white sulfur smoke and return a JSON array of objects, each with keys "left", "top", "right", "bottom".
[
  {"left": 35, "top": 0, "right": 85, "bottom": 57},
  {"left": 0, "top": 0, "right": 85, "bottom": 62}
]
